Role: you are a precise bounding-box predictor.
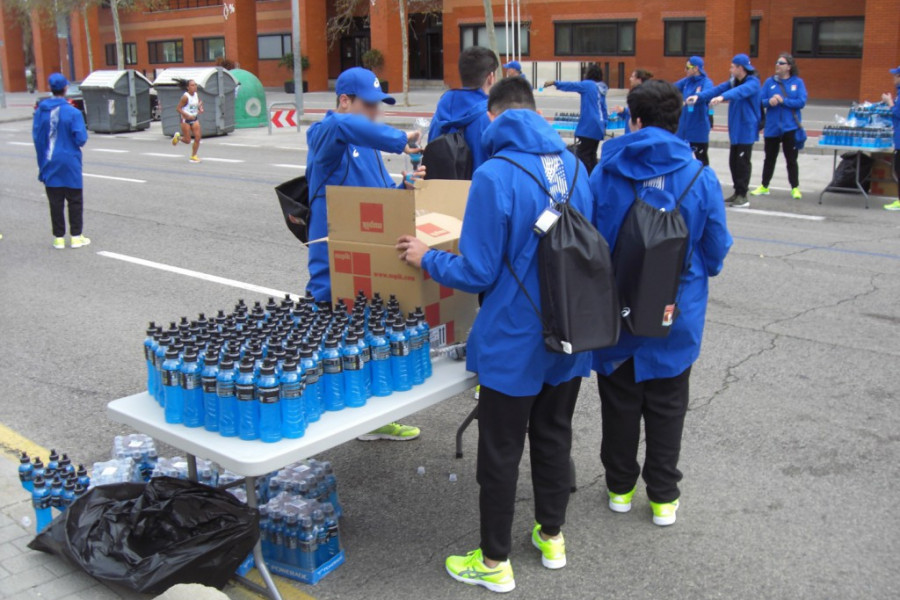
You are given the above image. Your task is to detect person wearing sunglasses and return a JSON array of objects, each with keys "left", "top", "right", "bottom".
[
  {"left": 881, "top": 66, "right": 900, "bottom": 211},
  {"left": 751, "top": 53, "right": 807, "bottom": 200},
  {"left": 674, "top": 56, "right": 714, "bottom": 166}
]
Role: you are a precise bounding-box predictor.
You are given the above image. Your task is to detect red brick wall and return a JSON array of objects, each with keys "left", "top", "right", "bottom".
[
  {"left": 0, "top": 8, "right": 28, "bottom": 91},
  {"left": 858, "top": 0, "right": 900, "bottom": 102}
]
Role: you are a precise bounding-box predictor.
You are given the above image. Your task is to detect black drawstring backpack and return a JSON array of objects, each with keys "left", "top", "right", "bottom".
[
  {"left": 422, "top": 127, "right": 474, "bottom": 180},
  {"left": 495, "top": 155, "right": 620, "bottom": 354}
]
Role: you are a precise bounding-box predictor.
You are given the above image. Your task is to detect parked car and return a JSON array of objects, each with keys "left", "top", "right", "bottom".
[{"left": 33, "top": 81, "right": 86, "bottom": 120}]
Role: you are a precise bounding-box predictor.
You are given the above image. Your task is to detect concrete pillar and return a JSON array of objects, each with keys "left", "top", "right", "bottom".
[
  {"left": 0, "top": 7, "right": 28, "bottom": 91},
  {"left": 704, "top": 0, "right": 751, "bottom": 85},
  {"left": 301, "top": 0, "right": 328, "bottom": 91},
  {"left": 225, "top": 0, "right": 259, "bottom": 76},
  {"left": 31, "top": 11, "right": 61, "bottom": 93},
  {"left": 368, "top": 0, "right": 402, "bottom": 93},
  {"left": 859, "top": 0, "right": 900, "bottom": 102}
]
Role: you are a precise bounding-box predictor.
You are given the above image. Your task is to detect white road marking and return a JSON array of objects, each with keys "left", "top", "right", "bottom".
[
  {"left": 729, "top": 207, "right": 825, "bottom": 221},
  {"left": 84, "top": 173, "right": 146, "bottom": 183},
  {"left": 113, "top": 135, "right": 155, "bottom": 141},
  {"left": 7, "top": 141, "right": 32, "bottom": 146},
  {"left": 91, "top": 148, "right": 129, "bottom": 153},
  {"left": 276, "top": 146, "right": 303, "bottom": 151},
  {"left": 220, "top": 143, "right": 260, "bottom": 148},
  {"left": 201, "top": 157, "right": 245, "bottom": 163},
  {"left": 143, "top": 152, "right": 181, "bottom": 158},
  {"left": 273, "top": 163, "right": 305, "bottom": 169},
  {"left": 97, "top": 251, "right": 298, "bottom": 299}
]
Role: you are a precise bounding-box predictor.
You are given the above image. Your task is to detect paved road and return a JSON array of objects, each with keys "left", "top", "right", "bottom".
[{"left": 1, "top": 121, "right": 898, "bottom": 600}]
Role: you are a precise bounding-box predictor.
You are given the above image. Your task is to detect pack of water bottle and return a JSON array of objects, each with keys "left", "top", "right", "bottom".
[
  {"left": 552, "top": 112, "right": 579, "bottom": 131},
  {"left": 142, "top": 291, "right": 434, "bottom": 443},
  {"left": 607, "top": 111, "right": 626, "bottom": 131},
  {"left": 17, "top": 449, "right": 91, "bottom": 533},
  {"left": 111, "top": 433, "right": 159, "bottom": 482},
  {"left": 150, "top": 456, "right": 218, "bottom": 486},
  {"left": 849, "top": 101, "right": 893, "bottom": 124}
]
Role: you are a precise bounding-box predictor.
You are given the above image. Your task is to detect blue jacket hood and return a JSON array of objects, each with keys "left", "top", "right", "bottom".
[
  {"left": 431, "top": 88, "right": 488, "bottom": 133},
  {"left": 600, "top": 127, "right": 695, "bottom": 180},
  {"left": 37, "top": 96, "right": 69, "bottom": 113},
  {"left": 483, "top": 109, "right": 566, "bottom": 156}
]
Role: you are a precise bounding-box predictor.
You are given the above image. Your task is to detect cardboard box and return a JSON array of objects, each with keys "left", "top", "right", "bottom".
[
  {"left": 326, "top": 180, "right": 477, "bottom": 345},
  {"left": 870, "top": 152, "right": 897, "bottom": 198}
]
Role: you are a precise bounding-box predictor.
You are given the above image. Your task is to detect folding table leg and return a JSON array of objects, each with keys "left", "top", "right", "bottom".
[
  {"left": 456, "top": 404, "right": 479, "bottom": 459},
  {"left": 235, "top": 475, "right": 284, "bottom": 600}
]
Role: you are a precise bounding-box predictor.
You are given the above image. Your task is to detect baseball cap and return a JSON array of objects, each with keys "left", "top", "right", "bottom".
[
  {"left": 503, "top": 60, "right": 522, "bottom": 72},
  {"left": 48, "top": 73, "right": 68, "bottom": 92},
  {"left": 687, "top": 56, "right": 706, "bottom": 76},
  {"left": 732, "top": 54, "right": 755, "bottom": 72},
  {"left": 335, "top": 67, "right": 395, "bottom": 105},
  {"left": 890, "top": 66, "right": 900, "bottom": 76}
]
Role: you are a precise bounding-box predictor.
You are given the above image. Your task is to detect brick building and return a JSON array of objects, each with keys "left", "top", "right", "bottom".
[{"left": 1, "top": 0, "right": 897, "bottom": 101}]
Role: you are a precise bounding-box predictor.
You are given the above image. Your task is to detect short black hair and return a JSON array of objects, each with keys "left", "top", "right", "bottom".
[
  {"left": 626, "top": 79, "right": 683, "bottom": 134},
  {"left": 632, "top": 69, "right": 653, "bottom": 83},
  {"left": 488, "top": 76, "right": 536, "bottom": 114},
  {"left": 459, "top": 47, "right": 499, "bottom": 88},
  {"left": 584, "top": 64, "right": 603, "bottom": 82}
]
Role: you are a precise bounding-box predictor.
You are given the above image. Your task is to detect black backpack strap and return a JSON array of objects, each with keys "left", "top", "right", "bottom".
[
  {"left": 503, "top": 256, "right": 546, "bottom": 329},
  {"left": 675, "top": 163, "right": 706, "bottom": 209},
  {"left": 310, "top": 147, "right": 351, "bottom": 201}
]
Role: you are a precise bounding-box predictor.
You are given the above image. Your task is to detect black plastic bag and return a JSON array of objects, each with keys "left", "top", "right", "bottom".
[
  {"left": 830, "top": 152, "right": 872, "bottom": 192},
  {"left": 275, "top": 176, "right": 311, "bottom": 243},
  {"left": 29, "top": 477, "right": 259, "bottom": 594}
]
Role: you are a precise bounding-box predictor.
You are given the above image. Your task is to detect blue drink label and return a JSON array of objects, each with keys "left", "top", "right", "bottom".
[
  {"left": 361, "top": 347, "right": 371, "bottom": 363},
  {"left": 323, "top": 357, "right": 342, "bottom": 374},
  {"left": 410, "top": 335, "right": 424, "bottom": 352},
  {"left": 202, "top": 376, "right": 217, "bottom": 393},
  {"left": 305, "top": 365, "right": 320, "bottom": 385},
  {"left": 236, "top": 383, "right": 255, "bottom": 402},
  {"left": 180, "top": 372, "right": 201, "bottom": 390},
  {"left": 391, "top": 340, "right": 410, "bottom": 357},
  {"left": 162, "top": 369, "right": 179, "bottom": 387},
  {"left": 216, "top": 381, "right": 235, "bottom": 398},
  {"left": 342, "top": 355, "right": 363, "bottom": 371},
  {"left": 281, "top": 382, "right": 302, "bottom": 398},
  {"left": 372, "top": 345, "right": 390, "bottom": 361},
  {"left": 259, "top": 386, "right": 279, "bottom": 404}
]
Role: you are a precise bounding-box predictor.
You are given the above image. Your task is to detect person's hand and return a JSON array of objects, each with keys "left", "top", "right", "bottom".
[
  {"left": 402, "top": 164, "right": 426, "bottom": 189},
  {"left": 882, "top": 93, "right": 895, "bottom": 107},
  {"left": 404, "top": 141, "right": 422, "bottom": 155},
  {"left": 612, "top": 105, "right": 623, "bottom": 114},
  {"left": 543, "top": 80, "right": 555, "bottom": 88},
  {"left": 685, "top": 95, "right": 699, "bottom": 105},
  {"left": 406, "top": 130, "right": 421, "bottom": 145},
  {"left": 396, "top": 235, "right": 429, "bottom": 268},
  {"left": 768, "top": 96, "right": 780, "bottom": 107},
  {"left": 709, "top": 96, "right": 725, "bottom": 106}
]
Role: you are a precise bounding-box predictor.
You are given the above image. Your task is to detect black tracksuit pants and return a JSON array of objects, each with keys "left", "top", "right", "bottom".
[
  {"left": 761, "top": 130, "right": 799, "bottom": 189},
  {"left": 477, "top": 377, "right": 582, "bottom": 562},
  {"left": 596, "top": 359, "right": 691, "bottom": 504},
  {"left": 45, "top": 186, "right": 84, "bottom": 238},
  {"left": 689, "top": 142, "right": 710, "bottom": 166},
  {"left": 729, "top": 144, "right": 754, "bottom": 196},
  {"left": 575, "top": 137, "right": 600, "bottom": 174}
]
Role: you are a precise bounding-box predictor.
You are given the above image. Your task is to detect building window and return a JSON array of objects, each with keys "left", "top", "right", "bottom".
[
  {"left": 664, "top": 19, "right": 706, "bottom": 57},
  {"left": 105, "top": 42, "right": 137, "bottom": 66},
  {"left": 258, "top": 33, "right": 292, "bottom": 60},
  {"left": 554, "top": 21, "right": 635, "bottom": 56},
  {"left": 792, "top": 17, "right": 864, "bottom": 58},
  {"left": 749, "top": 18, "right": 760, "bottom": 58},
  {"left": 148, "top": 0, "right": 223, "bottom": 11},
  {"left": 460, "top": 23, "right": 530, "bottom": 56},
  {"left": 194, "top": 37, "right": 225, "bottom": 63},
  {"left": 148, "top": 39, "right": 184, "bottom": 64}
]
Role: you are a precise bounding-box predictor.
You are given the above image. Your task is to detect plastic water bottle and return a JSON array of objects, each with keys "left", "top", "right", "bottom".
[
  {"left": 280, "top": 357, "right": 305, "bottom": 439},
  {"left": 321, "top": 336, "right": 345, "bottom": 411},
  {"left": 18, "top": 452, "right": 34, "bottom": 492},
  {"left": 76, "top": 464, "right": 90, "bottom": 489},
  {"left": 154, "top": 336, "right": 171, "bottom": 406},
  {"left": 61, "top": 480, "right": 75, "bottom": 510},
  {"left": 180, "top": 349, "right": 204, "bottom": 428},
  {"left": 46, "top": 449, "right": 59, "bottom": 478},
  {"left": 272, "top": 511, "right": 286, "bottom": 563},
  {"left": 353, "top": 327, "right": 372, "bottom": 399},
  {"left": 49, "top": 476, "right": 64, "bottom": 511},
  {"left": 144, "top": 322, "right": 158, "bottom": 396},
  {"left": 369, "top": 324, "right": 393, "bottom": 396},
  {"left": 341, "top": 332, "right": 366, "bottom": 408},
  {"left": 216, "top": 356, "right": 239, "bottom": 437},
  {"left": 415, "top": 308, "right": 432, "bottom": 378},
  {"left": 32, "top": 457, "right": 45, "bottom": 483},
  {"left": 312, "top": 509, "right": 328, "bottom": 567},
  {"left": 284, "top": 514, "right": 300, "bottom": 566},
  {"left": 201, "top": 350, "right": 220, "bottom": 432},
  {"left": 236, "top": 360, "right": 260, "bottom": 441},
  {"left": 32, "top": 476, "right": 52, "bottom": 533},
  {"left": 389, "top": 321, "right": 412, "bottom": 391},
  {"left": 300, "top": 345, "right": 323, "bottom": 422},
  {"left": 323, "top": 503, "right": 341, "bottom": 558},
  {"left": 406, "top": 315, "right": 425, "bottom": 385},
  {"left": 258, "top": 362, "right": 282, "bottom": 443},
  {"left": 298, "top": 516, "right": 317, "bottom": 571},
  {"left": 162, "top": 347, "right": 184, "bottom": 424},
  {"left": 59, "top": 453, "right": 75, "bottom": 478}
]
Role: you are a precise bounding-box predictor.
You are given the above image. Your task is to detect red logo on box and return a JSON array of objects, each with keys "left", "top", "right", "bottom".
[
  {"left": 352, "top": 252, "right": 371, "bottom": 276},
  {"left": 334, "top": 251, "right": 353, "bottom": 274},
  {"left": 440, "top": 285, "right": 454, "bottom": 299},
  {"left": 417, "top": 222, "right": 450, "bottom": 238},
  {"left": 359, "top": 203, "right": 384, "bottom": 233}
]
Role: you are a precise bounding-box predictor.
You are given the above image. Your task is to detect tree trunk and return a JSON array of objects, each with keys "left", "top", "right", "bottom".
[
  {"left": 398, "top": 0, "right": 409, "bottom": 106},
  {"left": 482, "top": 0, "right": 500, "bottom": 78},
  {"left": 110, "top": 0, "right": 124, "bottom": 70},
  {"left": 82, "top": 7, "right": 94, "bottom": 72}
]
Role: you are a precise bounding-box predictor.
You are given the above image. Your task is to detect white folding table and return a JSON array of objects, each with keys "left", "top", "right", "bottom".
[{"left": 107, "top": 357, "right": 477, "bottom": 600}]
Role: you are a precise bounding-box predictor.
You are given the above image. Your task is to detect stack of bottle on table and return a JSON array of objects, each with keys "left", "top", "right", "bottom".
[
  {"left": 607, "top": 111, "right": 626, "bottom": 131},
  {"left": 143, "top": 291, "right": 434, "bottom": 443},
  {"left": 849, "top": 101, "right": 893, "bottom": 123},
  {"left": 551, "top": 112, "right": 579, "bottom": 131},
  {"left": 17, "top": 449, "right": 91, "bottom": 533},
  {"left": 820, "top": 125, "right": 894, "bottom": 148}
]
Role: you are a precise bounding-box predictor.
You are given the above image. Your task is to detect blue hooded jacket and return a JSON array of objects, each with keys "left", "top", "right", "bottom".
[
  {"left": 674, "top": 74, "right": 714, "bottom": 143},
  {"left": 554, "top": 80, "right": 609, "bottom": 140},
  {"left": 306, "top": 111, "right": 408, "bottom": 302},
  {"left": 32, "top": 97, "right": 87, "bottom": 188},
  {"left": 428, "top": 88, "right": 491, "bottom": 170},
  {"left": 589, "top": 127, "right": 733, "bottom": 382},
  {"left": 893, "top": 85, "right": 900, "bottom": 149},
  {"left": 422, "top": 110, "right": 593, "bottom": 396},
  {"left": 760, "top": 75, "right": 807, "bottom": 138},
  {"left": 699, "top": 75, "right": 761, "bottom": 145}
]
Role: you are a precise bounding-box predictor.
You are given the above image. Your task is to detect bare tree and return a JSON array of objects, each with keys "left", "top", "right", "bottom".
[
  {"left": 482, "top": 0, "right": 500, "bottom": 78},
  {"left": 398, "top": 0, "right": 409, "bottom": 106}
]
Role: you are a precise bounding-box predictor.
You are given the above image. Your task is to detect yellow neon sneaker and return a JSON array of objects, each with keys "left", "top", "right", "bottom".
[
  {"left": 531, "top": 523, "right": 566, "bottom": 569},
  {"left": 171, "top": 132, "right": 181, "bottom": 146},
  {"left": 750, "top": 185, "right": 770, "bottom": 196},
  {"left": 70, "top": 235, "right": 91, "bottom": 249},
  {"left": 52, "top": 237, "right": 65, "bottom": 250},
  {"left": 650, "top": 499, "right": 679, "bottom": 526},
  {"left": 445, "top": 548, "right": 515, "bottom": 593},
  {"left": 189, "top": 155, "right": 201, "bottom": 163},
  {"left": 791, "top": 187, "right": 803, "bottom": 200},
  {"left": 608, "top": 487, "right": 636, "bottom": 513},
  {"left": 356, "top": 422, "right": 420, "bottom": 441},
  {"left": 884, "top": 200, "right": 900, "bottom": 211}
]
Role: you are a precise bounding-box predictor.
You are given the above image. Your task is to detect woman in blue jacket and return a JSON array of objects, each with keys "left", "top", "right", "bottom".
[
  {"left": 883, "top": 66, "right": 900, "bottom": 211},
  {"left": 751, "top": 54, "right": 807, "bottom": 200},
  {"left": 543, "top": 63, "right": 608, "bottom": 173},
  {"left": 674, "top": 56, "right": 714, "bottom": 166}
]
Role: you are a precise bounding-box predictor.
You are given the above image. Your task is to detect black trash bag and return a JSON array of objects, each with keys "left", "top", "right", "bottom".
[
  {"left": 830, "top": 152, "right": 873, "bottom": 192},
  {"left": 275, "top": 175, "right": 311, "bottom": 243},
  {"left": 29, "top": 477, "right": 259, "bottom": 594}
]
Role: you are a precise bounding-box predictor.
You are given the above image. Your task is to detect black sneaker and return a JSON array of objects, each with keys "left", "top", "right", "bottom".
[
  {"left": 731, "top": 195, "right": 750, "bottom": 208},
  {"left": 724, "top": 193, "right": 738, "bottom": 204}
]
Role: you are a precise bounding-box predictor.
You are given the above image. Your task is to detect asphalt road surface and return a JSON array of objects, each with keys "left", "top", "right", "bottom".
[{"left": 1, "top": 122, "right": 898, "bottom": 600}]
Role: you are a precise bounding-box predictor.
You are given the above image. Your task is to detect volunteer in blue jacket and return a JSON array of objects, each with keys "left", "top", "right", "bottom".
[
  {"left": 429, "top": 46, "right": 498, "bottom": 171},
  {"left": 397, "top": 77, "right": 592, "bottom": 593},
  {"left": 688, "top": 53, "right": 761, "bottom": 207},
  {"left": 674, "top": 56, "right": 714, "bottom": 166},
  {"left": 882, "top": 66, "right": 900, "bottom": 211},
  {"left": 503, "top": 60, "right": 527, "bottom": 82},
  {"left": 32, "top": 73, "right": 90, "bottom": 250},
  {"left": 611, "top": 68, "right": 653, "bottom": 135},
  {"left": 590, "top": 79, "right": 732, "bottom": 528},
  {"left": 544, "top": 63, "right": 609, "bottom": 173},
  {"left": 751, "top": 53, "right": 807, "bottom": 200}
]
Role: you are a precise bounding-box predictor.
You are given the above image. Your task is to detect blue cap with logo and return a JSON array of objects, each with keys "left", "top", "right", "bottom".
[
  {"left": 503, "top": 60, "right": 522, "bottom": 72},
  {"left": 335, "top": 67, "right": 395, "bottom": 105},
  {"left": 890, "top": 65, "right": 900, "bottom": 76},
  {"left": 48, "top": 73, "right": 68, "bottom": 92},
  {"left": 688, "top": 56, "right": 706, "bottom": 76},
  {"left": 732, "top": 54, "right": 755, "bottom": 72}
]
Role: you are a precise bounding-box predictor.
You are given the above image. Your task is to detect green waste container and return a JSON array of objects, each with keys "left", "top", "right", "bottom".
[{"left": 231, "top": 69, "right": 268, "bottom": 129}]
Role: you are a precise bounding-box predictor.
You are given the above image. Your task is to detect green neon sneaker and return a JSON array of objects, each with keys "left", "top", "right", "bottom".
[
  {"left": 884, "top": 200, "right": 900, "bottom": 211},
  {"left": 445, "top": 548, "right": 515, "bottom": 593},
  {"left": 52, "top": 237, "right": 65, "bottom": 250},
  {"left": 356, "top": 422, "right": 420, "bottom": 441},
  {"left": 531, "top": 523, "right": 566, "bottom": 569},
  {"left": 650, "top": 499, "right": 680, "bottom": 526},
  {"left": 608, "top": 487, "right": 636, "bottom": 513},
  {"left": 171, "top": 132, "right": 181, "bottom": 146},
  {"left": 750, "top": 185, "right": 770, "bottom": 196},
  {"left": 70, "top": 235, "right": 91, "bottom": 249},
  {"left": 791, "top": 187, "right": 802, "bottom": 200}
]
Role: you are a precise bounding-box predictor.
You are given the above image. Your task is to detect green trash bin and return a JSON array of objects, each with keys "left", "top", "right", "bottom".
[{"left": 231, "top": 69, "right": 268, "bottom": 129}]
